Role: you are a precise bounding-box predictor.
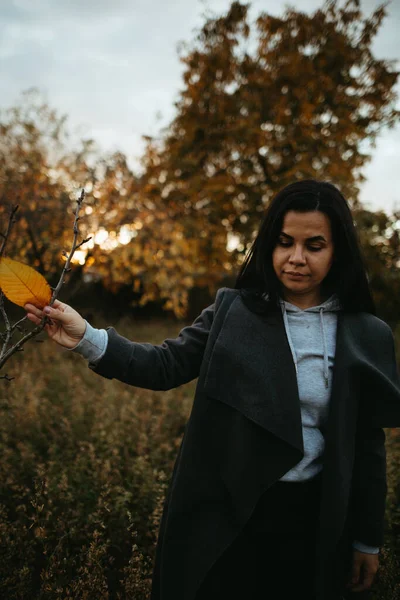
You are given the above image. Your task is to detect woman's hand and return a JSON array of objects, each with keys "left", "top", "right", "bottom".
[
  {"left": 346, "top": 549, "right": 379, "bottom": 593},
  {"left": 24, "top": 299, "right": 86, "bottom": 349}
]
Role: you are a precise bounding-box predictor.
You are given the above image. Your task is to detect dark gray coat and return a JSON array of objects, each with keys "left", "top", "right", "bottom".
[{"left": 92, "top": 287, "right": 400, "bottom": 600}]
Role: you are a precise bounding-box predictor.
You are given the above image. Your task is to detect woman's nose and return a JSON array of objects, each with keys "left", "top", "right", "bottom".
[{"left": 289, "top": 246, "right": 306, "bottom": 264}]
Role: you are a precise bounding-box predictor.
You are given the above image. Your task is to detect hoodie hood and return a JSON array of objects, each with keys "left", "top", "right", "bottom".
[
  {"left": 280, "top": 293, "right": 342, "bottom": 314},
  {"left": 279, "top": 294, "right": 342, "bottom": 389}
]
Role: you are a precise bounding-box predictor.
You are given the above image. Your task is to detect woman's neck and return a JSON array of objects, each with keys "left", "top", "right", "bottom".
[{"left": 281, "top": 291, "right": 328, "bottom": 310}]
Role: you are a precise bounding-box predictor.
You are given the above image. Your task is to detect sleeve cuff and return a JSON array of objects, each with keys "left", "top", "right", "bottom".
[
  {"left": 68, "top": 320, "right": 108, "bottom": 365},
  {"left": 352, "top": 540, "right": 380, "bottom": 554}
]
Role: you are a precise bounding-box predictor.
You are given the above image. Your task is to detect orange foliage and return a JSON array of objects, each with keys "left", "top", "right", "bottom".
[{"left": 0, "top": 257, "right": 51, "bottom": 308}]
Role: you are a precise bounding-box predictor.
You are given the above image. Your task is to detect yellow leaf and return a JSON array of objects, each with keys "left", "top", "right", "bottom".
[{"left": 0, "top": 257, "right": 52, "bottom": 308}]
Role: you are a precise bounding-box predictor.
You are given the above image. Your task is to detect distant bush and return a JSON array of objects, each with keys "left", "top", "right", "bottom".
[
  {"left": 0, "top": 318, "right": 194, "bottom": 599},
  {"left": 0, "top": 317, "right": 399, "bottom": 599},
  {"left": 375, "top": 428, "right": 400, "bottom": 600}
]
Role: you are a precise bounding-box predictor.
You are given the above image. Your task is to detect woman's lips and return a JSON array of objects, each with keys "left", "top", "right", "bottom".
[{"left": 284, "top": 271, "right": 307, "bottom": 278}]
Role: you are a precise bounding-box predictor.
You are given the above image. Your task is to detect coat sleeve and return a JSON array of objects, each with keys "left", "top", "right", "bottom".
[
  {"left": 349, "top": 425, "right": 387, "bottom": 547},
  {"left": 361, "top": 324, "right": 400, "bottom": 428},
  {"left": 349, "top": 324, "right": 399, "bottom": 547},
  {"left": 89, "top": 287, "right": 226, "bottom": 390}
]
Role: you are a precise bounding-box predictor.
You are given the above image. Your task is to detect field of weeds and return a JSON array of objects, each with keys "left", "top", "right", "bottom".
[{"left": 0, "top": 315, "right": 399, "bottom": 599}]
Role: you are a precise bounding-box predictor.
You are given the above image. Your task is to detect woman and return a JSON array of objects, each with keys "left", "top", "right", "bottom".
[{"left": 24, "top": 180, "right": 400, "bottom": 600}]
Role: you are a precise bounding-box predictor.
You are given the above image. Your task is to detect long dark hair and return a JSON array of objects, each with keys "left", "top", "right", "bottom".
[{"left": 234, "top": 179, "right": 375, "bottom": 315}]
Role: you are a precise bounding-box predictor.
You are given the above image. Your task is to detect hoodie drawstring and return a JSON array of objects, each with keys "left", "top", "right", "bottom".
[
  {"left": 319, "top": 307, "right": 329, "bottom": 388},
  {"left": 282, "top": 304, "right": 299, "bottom": 378}
]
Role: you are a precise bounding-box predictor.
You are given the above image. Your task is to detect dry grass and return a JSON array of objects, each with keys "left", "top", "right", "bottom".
[{"left": 0, "top": 316, "right": 399, "bottom": 599}]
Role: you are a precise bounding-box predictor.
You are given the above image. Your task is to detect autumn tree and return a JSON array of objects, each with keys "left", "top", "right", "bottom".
[
  {"left": 0, "top": 90, "right": 90, "bottom": 282},
  {"left": 138, "top": 0, "right": 399, "bottom": 294},
  {"left": 94, "top": 136, "right": 228, "bottom": 316},
  {"left": 0, "top": 91, "right": 144, "bottom": 306},
  {"left": 353, "top": 207, "right": 400, "bottom": 325}
]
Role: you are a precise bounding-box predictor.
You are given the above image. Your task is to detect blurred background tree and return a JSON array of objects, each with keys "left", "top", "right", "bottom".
[
  {"left": 0, "top": 0, "right": 399, "bottom": 322},
  {"left": 0, "top": 89, "right": 79, "bottom": 281}
]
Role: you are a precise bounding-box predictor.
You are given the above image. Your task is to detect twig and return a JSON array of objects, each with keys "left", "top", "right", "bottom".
[
  {"left": 48, "top": 189, "right": 92, "bottom": 305},
  {"left": 0, "top": 205, "right": 20, "bottom": 360},
  {"left": 10, "top": 315, "right": 29, "bottom": 335},
  {"left": 0, "top": 293, "right": 12, "bottom": 361},
  {"left": 0, "top": 374, "right": 14, "bottom": 381},
  {"left": 0, "top": 189, "right": 92, "bottom": 372},
  {"left": 0, "top": 204, "right": 18, "bottom": 259}
]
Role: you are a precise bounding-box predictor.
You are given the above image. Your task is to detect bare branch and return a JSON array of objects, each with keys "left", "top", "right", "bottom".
[
  {"left": 0, "top": 374, "right": 14, "bottom": 381},
  {"left": 0, "top": 293, "right": 12, "bottom": 361},
  {"left": 0, "top": 189, "right": 91, "bottom": 374},
  {"left": 11, "top": 315, "right": 29, "bottom": 334},
  {"left": 0, "top": 204, "right": 19, "bottom": 259},
  {"left": 0, "top": 206, "right": 20, "bottom": 361},
  {"left": 48, "top": 189, "right": 87, "bottom": 304}
]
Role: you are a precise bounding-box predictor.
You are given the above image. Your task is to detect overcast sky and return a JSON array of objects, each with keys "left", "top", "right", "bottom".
[{"left": 1, "top": 0, "right": 399, "bottom": 213}]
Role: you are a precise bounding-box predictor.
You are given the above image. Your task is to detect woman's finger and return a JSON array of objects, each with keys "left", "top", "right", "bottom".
[
  {"left": 24, "top": 303, "right": 42, "bottom": 317},
  {"left": 24, "top": 300, "right": 65, "bottom": 314},
  {"left": 43, "top": 305, "right": 68, "bottom": 322},
  {"left": 26, "top": 313, "right": 39, "bottom": 325},
  {"left": 51, "top": 299, "right": 67, "bottom": 311}
]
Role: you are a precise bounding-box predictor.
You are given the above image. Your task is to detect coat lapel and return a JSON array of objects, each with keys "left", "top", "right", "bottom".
[
  {"left": 202, "top": 302, "right": 359, "bottom": 599},
  {"left": 316, "top": 312, "right": 355, "bottom": 538},
  {"left": 314, "top": 312, "right": 370, "bottom": 596},
  {"left": 203, "top": 295, "right": 304, "bottom": 454}
]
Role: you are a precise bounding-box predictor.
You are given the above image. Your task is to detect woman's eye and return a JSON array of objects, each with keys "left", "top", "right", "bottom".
[{"left": 277, "top": 240, "right": 322, "bottom": 251}]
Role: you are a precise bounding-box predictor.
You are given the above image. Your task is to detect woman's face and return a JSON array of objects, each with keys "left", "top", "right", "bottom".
[{"left": 272, "top": 210, "right": 335, "bottom": 307}]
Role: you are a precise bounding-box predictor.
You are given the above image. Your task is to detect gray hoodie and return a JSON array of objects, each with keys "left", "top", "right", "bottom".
[
  {"left": 278, "top": 293, "right": 341, "bottom": 483},
  {"left": 277, "top": 293, "right": 378, "bottom": 554}
]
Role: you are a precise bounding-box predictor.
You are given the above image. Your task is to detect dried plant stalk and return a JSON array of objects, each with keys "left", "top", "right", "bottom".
[{"left": 0, "top": 189, "right": 92, "bottom": 378}]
